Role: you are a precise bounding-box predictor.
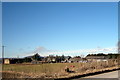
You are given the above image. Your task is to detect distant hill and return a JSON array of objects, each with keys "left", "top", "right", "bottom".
[{"left": 24, "top": 53, "right": 44, "bottom": 61}]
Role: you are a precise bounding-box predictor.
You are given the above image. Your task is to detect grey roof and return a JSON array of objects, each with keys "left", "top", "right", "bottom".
[{"left": 86, "top": 56, "right": 106, "bottom": 59}]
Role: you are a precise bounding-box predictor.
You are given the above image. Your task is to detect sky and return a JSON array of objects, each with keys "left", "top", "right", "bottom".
[{"left": 2, "top": 2, "right": 118, "bottom": 58}]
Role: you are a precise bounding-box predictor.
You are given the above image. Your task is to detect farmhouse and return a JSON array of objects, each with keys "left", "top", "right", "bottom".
[
  {"left": 69, "top": 57, "right": 81, "bottom": 63},
  {"left": 31, "top": 61, "right": 46, "bottom": 64},
  {"left": 86, "top": 56, "right": 106, "bottom": 62},
  {"left": 4, "top": 59, "right": 10, "bottom": 64},
  {"left": 68, "top": 57, "right": 87, "bottom": 63},
  {"left": 85, "top": 53, "right": 120, "bottom": 62}
]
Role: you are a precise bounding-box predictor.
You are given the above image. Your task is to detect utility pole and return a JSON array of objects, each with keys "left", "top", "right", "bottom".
[{"left": 2, "top": 46, "right": 5, "bottom": 64}]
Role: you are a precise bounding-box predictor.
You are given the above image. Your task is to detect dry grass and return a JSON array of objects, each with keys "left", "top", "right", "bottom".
[
  {"left": 3, "top": 63, "right": 84, "bottom": 78},
  {"left": 2, "top": 60, "right": 119, "bottom": 78}
]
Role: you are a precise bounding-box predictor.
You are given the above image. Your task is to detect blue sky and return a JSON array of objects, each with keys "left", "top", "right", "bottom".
[{"left": 2, "top": 2, "right": 118, "bottom": 57}]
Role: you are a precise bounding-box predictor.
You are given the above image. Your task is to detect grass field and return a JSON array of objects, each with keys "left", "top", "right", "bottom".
[
  {"left": 2, "top": 63, "right": 84, "bottom": 78},
  {"left": 2, "top": 60, "right": 119, "bottom": 78}
]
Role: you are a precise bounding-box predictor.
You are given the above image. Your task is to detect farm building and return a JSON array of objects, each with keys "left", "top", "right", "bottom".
[
  {"left": 31, "top": 61, "right": 46, "bottom": 64},
  {"left": 68, "top": 57, "right": 88, "bottom": 63},
  {"left": 86, "top": 53, "right": 120, "bottom": 62},
  {"left": 4, "top": 59, "right": 10, "bottom": 64},
  {"left": 86, "top": 56, "right": 107, "bottom": 62}
]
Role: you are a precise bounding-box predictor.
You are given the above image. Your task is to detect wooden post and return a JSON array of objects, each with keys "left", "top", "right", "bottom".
[{"left": 2, "top": 46, "right": 5, "bottom": 64}]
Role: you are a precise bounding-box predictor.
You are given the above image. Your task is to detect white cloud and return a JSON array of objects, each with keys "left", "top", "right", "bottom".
[{"left": 20, "top": 46, "right": 118, "bottom": 57}]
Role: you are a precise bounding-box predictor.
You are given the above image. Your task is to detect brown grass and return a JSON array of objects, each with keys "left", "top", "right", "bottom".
[{"left": 2, "top": 59, "right": 119, "bottom": 78}]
